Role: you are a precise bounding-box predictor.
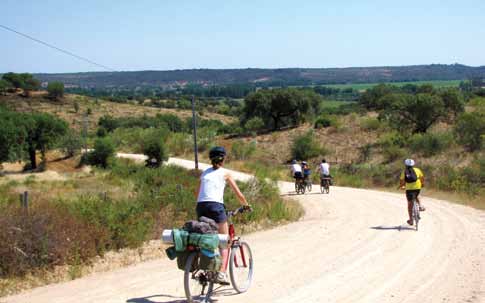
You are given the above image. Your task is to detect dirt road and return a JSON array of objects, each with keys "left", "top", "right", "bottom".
[{"left": 3, "top": 158, "right": 485, "bottom": 303}]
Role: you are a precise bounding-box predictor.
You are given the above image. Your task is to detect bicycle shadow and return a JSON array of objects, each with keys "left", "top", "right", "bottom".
[
  {"left": 370, "top": 225, "right": 416, "bottom": 231},
  {"left": 126, "top": 294, "right": 186, "bottom": 303},
  {"left": 280, "top": 192, "right": 325, "bottom": 197},
  {"left": 126, "top": 286, "right": 236, "bottom": 303}
]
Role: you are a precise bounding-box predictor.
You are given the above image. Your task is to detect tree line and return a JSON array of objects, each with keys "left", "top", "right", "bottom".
[{"left": 1, "top": 72, "right": 64, "bottom": 100}]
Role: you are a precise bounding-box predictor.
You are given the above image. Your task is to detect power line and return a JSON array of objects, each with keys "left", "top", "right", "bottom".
[{"left": 0, "top": 24, "right": 116, "bottom": 72}]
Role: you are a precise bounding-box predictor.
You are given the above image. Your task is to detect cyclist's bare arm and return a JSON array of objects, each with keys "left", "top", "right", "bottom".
[
  {"left": 420, "top": 176, "right": 425, "bottom": 187},
  {"left": 225, "top": 174, "right": 249, "bottom": 206}
]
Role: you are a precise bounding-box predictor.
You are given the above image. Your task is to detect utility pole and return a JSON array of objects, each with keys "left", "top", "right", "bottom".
[
  {"left": 82, "top": 113, "right": 89, "bottom": 153},
  {"left": 191, "top": 95, "right": 199, "bottom": 170}
]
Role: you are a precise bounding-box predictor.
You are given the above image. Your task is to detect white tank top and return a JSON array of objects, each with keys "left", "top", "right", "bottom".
[{"left": 197, "top": 167, "right": 226, "bottom": 204}]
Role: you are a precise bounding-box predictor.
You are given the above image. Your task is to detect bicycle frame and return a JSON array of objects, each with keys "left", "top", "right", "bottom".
[{"left": 225, "top": 209, "right": 248, "bottom": 269}]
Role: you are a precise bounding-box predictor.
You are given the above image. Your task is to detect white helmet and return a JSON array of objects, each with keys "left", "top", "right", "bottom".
[{"left": 404, "top": 159, "right": 415, "bottom": 167}]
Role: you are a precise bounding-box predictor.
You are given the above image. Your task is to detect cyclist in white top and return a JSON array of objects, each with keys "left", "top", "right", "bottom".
[
  {"left": 290, "top": 159, "right": 303, "bottom": 179},
  {"left": 196, "top": 146, "right": 250, "bottom": 284},
  {"left": 317, "top": 159, "right": 331, "bottom": 180}
]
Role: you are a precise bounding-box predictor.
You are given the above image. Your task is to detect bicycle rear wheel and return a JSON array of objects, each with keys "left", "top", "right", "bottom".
[
  {"left": 229, "top": 241, "right": 254, "bottom": 293},
  {"left": 413, "top": 201, "right": 420, "bottom": 231},
  {"left": 184, "top": 252, "right": 212, "bottom": 303}
]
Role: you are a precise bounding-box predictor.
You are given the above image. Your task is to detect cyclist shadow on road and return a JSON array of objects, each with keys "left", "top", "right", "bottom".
[
  {"left": 126, "top": 286, "right": 236, "bottom": 303},
  {"left": 126, "top": 294, "right": 186, "bottom": 303},
  {"left": 280, "top": 192, "right": 324, "bottom": 197},
  {"left": 370, "top": 225, "right": 415, "bottom": 231}
]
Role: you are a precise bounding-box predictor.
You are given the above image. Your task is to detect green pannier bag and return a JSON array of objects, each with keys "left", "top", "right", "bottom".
[
  {"left": 199, "top": 254, "right": 221, "bottom": 271},
  {"left": 176, "top": 250, "right": 197, "bottom": 271}
]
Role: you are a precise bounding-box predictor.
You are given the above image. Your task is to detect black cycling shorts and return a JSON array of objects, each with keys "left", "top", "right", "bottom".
[
  {"left": 196, "top": 202, "right": 227, "bottom": 223},
  {"left": 293, "top": 172, "right": 303, "bottom": 179},
  {"left": 405, "top": 189, "right": 420, "bottom": 201}
]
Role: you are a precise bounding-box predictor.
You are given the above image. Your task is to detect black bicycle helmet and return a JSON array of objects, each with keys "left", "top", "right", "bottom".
[{"left": 209, "top": 146, "right": 226, "bottom": 160}]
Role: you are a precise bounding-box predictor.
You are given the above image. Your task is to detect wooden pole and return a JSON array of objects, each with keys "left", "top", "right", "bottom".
[{"left": 191, "top": 95, "right": 199, "bottom": 170}]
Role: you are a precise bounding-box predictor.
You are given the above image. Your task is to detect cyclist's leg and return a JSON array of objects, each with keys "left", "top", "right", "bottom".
[
  {"left": 405, "top": 191, "right": 413, "bottom": 224},
  {"left": 416, "top": 190, "right": 425, "bottom": 210},
  {"left": 218, "top": 221, "right": 229, "bottom": 272}
]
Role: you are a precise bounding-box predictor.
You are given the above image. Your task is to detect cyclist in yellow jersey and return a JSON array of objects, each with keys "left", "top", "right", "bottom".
[{"left": 399, "top": 159, "right": 426, "bottom": 226}]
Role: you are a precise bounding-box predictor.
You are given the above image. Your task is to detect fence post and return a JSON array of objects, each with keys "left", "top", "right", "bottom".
[{"left": 19, "top": 191, "right": 29, "bottom": 210}]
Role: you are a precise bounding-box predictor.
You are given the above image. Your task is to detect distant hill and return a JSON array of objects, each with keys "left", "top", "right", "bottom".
[{"left": 34, "top": 64, "right": 485, "bottom": 89}]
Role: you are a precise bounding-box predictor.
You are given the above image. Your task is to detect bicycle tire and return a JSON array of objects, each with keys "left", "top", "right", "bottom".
[
  {"left": 413, "top": 201, "right": 419, "bottom": 231},
  {"left": 229, "top": 241, "right": 254, "bottom": 293},
  {"left": 307, "top": 182, "right": 312, "bottom": 192},
  {"left": 184, "top": 252, "right": 211, "bottom": 303}
]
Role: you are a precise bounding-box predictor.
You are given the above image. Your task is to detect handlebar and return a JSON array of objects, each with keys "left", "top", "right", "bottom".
[{"left": 227, "top": 205, "right": 252, "bottom": 217}]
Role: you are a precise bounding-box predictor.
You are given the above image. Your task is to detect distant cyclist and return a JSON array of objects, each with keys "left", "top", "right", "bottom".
[
  {"left": 301, "top": 161, "right": 311, "bottom": 183},
  {"left": 196, "top": 146, "right": 250, "bottom": 284},
  {"left": 317, "top": 159, "right": 331, "bottom": 184},
  {"left": 399, "top": 158, "right": 425, "bottom": 226},
  {"left": 290, "top": 160, "right": 303, "bottom": 183}
]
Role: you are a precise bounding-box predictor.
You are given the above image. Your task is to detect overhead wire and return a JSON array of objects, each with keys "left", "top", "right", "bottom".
[{"left": 0, "top": 24, "right": 116, "bottom": 72}]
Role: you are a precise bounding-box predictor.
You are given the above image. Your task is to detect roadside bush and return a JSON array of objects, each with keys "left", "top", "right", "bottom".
[
  {"left": 408, "top": 132, "right": 453, "bottom": 156},
  {"left": 0, "top": 203, "right": 102, "bottom": 277},
  {"left": 68, "top": 195, "right": 152, "bottom": 250},
  {"left": 166, "top": 132, "right": 192, "bottom": 155},
  {"left": 231, "top": 140, "right": 256, "bottom": 160},
  {"left": 454, "top": 112, "right": 485, "bottom": 151},
  {"left": 291, "top": 130, "right": 327, "bottom": 160},
  {"left": 83, "top": 138, "right": 115, "bottom": 168},
  {"left": 141, "top": 132, "right": 168, "bottom": 167}
]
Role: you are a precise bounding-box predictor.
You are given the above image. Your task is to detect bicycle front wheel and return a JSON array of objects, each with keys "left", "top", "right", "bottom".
[
  {"left": 229, "top": 241, "right": 254, "bottom": 293},
  {"left": 184, "top": 252, "right": 211, "bottom": 303}
]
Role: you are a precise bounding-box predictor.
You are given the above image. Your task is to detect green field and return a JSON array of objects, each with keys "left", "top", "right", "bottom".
[
  {"left": 324, "top": 80, "right": 462, "bottom": 90},
  {"left": 320, "top": 100, "right": 354, "bottom": 108}
]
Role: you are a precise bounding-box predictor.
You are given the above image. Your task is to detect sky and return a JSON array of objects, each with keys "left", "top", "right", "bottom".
[{"left": 1, "top": 0, "right": 484, "bottom": 73}]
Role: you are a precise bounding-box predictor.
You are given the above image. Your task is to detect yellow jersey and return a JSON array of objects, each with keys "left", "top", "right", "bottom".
[{"left": 400, "top": 167, "right": 424, "bottom": 190}]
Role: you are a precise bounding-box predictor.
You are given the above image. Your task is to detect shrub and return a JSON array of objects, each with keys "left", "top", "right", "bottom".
[
  {"left": 314, "top": 116, "right": 331, "bottom": 128},
  {"left": 360, "top": 117, "right": 381, "bottom": 131},
  {"left": 244, "top": 117, "right": 265, "bottom": 133},
  {"left": 408, "top": 132, "right": 453, "bottom": 156},
  {"left": 382, "top": 145, "right": 405, "bottom": 163},
  {"left": 0, "top": 203, "right": 102, "bottom": 277},
  {"left": 378, "top": 131, "right": 407, "bottom": 148},
  {"left": 291, "top": 130, "right": 326, "bottom": 160},
  {"left": 314, "top": 114, "right": 340, "bottom": 129},
  {"left": 231, "top": 140, "right": 256, "bottom": 160},
  {"left": 47, "top": 81, "right": 64, "bottom": 100},
  {"left": 84, "top": 138, "right": 115, "bottom": 168},
  {"left": 59, "top": 130, "right": 83, "bottom": 157},
  {"left": 141, "top": 132, "right": 168, "bottom": 167},
  {"left": 96, "top": 127, "right": 107, "bottom": 137},
  {"left": 166, "top": 132, "right": 192, "bottom": 155},
  {"left": 454, "top": 112, "right": 485, "bottom": 151}
]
